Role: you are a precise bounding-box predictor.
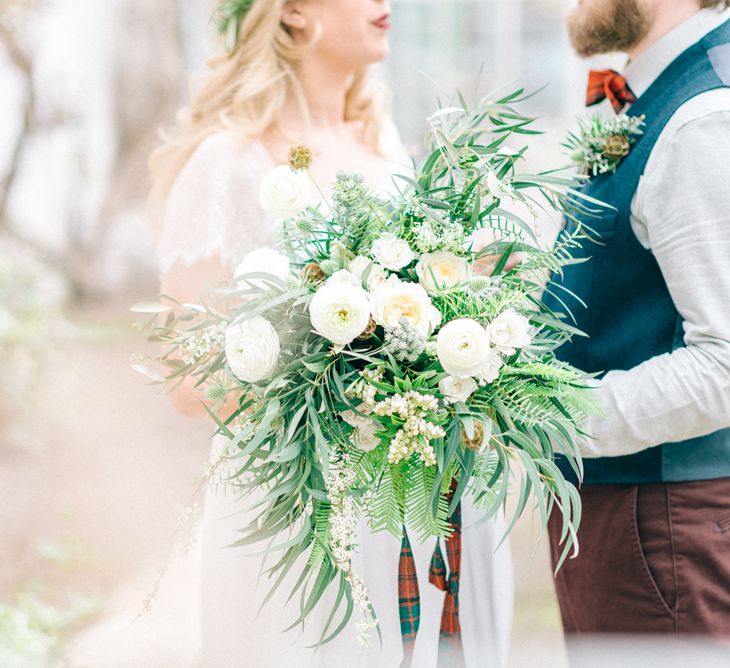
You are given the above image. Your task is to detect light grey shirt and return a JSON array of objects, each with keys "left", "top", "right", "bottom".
[{"left": 581, "top": 8, "right": 730, "bottom": 458}]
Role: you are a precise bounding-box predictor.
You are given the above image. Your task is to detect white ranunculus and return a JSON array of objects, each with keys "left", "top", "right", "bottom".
[
  {"left": 478, "top": 347, "right": 504, "bottom": 384},
  {"left": 486, "top": 308, "right": 532, "bottom": 355},
  {"left": 439, "top": 375, "right": 478, "bottom": 404},
  {"left": 416, "top": 251, "right": 472, "bottom": 293},
  {"left": 309, "top": 282, "right": 371, "bottom": 346},
  {"left": 349, "top": 255, "right": 388, "bottom": 292},
  {"left": 327, "top": 269, "right": 362, "bottom": 287},
  {"left": 370, "top": 234, "right": 416, "bottom": 271},
  {"left": 352, "top": 419, "right": 381, "bottom": 452},
  {"left": 258, "top": 165, "right": 312, "bottom": 219},
  {"left": 437, "top": 318, "right": 492, "bottom": 378},
  {"left": 234, "top": 247, "right": 291, "bottom": 289},
  {"left": 369, "top": 279, "right": 441, "bottom": 336},
  {"left": 225, "top": 316, "right": 280, "bottom": 383}
]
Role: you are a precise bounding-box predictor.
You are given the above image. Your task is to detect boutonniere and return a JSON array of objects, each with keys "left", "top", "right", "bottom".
[{"left": 565, "top": 113, "right": 645, "bottom": 177}]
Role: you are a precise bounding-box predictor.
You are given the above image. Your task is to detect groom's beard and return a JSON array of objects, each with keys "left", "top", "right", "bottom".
[{"left": 567, "top": 0, "right": 653, "bottom": 57}]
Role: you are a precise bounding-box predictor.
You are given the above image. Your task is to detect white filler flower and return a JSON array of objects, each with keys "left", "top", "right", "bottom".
[
  {"left": 370, "top": 234, "right": 416, "bottom": 271},
  {"left": 437, "top": 318, "right": 492, "bottom": 378},
  {"left": 309, "top": 282, "right": 372, "bottom": 346},
  {"left": 370, "top": 279, "right": 441, "bottom": 336},
  {"left": 416, "top": 251, "right": 472, "bottom": 292},
  {"left": 439, "top": 375, "right": 478, "bottom": 404},
  {"left": 487, "top": 308, "right": 532, "bottom": 355},
  {"left": 259, "top": 165, "right": 312, "bottom": 219},
  {"left": 225, "top": 316, "right": 280, "bottom": 383},
  {"left": 234, "top": 247, "right": 291, "bottom": 288}
]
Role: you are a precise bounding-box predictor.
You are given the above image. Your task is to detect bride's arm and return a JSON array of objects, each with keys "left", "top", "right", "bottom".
[
  {"left": 156, "top": 133, "right": 265, "bottom": 418},
  {"left": 160, "top": 256, "right": 235, "bottom": 417}
]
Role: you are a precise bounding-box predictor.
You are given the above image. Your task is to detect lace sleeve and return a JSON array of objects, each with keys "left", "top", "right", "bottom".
[{"left": 156, "top": 132, "right": 277, "bottom": 274}]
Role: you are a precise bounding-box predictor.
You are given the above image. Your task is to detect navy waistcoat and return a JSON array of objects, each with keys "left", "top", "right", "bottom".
[{"left": 544, "top": 19, "right": 730, "bottom": 485}]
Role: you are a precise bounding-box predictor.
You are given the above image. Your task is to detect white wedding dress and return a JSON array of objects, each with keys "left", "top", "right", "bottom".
[{"left": 157, "top": 128, "right": 514, "bottom": 668}]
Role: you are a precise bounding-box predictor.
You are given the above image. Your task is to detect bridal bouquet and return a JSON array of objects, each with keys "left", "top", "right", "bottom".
[{"left": 134, "top": 90, "right": 596, "bottom": 646}]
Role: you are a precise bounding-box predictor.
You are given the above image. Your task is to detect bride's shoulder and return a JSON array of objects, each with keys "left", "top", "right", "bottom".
[
  {"left": 169, "top": 130, "right": 271, "bottom": 204},
  {"left": 184, "top": 131, "right": 263, "bottom": 174}
]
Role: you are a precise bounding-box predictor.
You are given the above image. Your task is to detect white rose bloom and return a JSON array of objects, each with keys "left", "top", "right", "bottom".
[
  {"left": 352, "top": 419, "right": 381, "bottom": 452},
  {"left": 369, "top": 279, "right": 441, "bottom": 336},
  {"left": 327, "top": 269, "right": 362, "bottom": 288},
  {"left": 234, "top": 247, "right": 291, "bottom": 289},
  {"left": 225, "top": 316, "right": 280, "bottom": 383},
  {"left": 487, "top": 308, "right": 532, "bottom": 355},
  {"left": 258, "top": 165, "right": 312, "bottom": 219},
  {"left": 416, "top": 251, "right": 472, "bottom": 293},
  {"left": 370, "top": 234, "right": 416, "bottom": 271},
  {"left": 349, "top": 255, "right": 388, "bottom": 292},
  {"left": 439, "top": 375, "right": 478, "bottom": 404},
  {"left": 478, "top": 347, "right": 504, "bottom": 384},
  {"left": 437, "top": 318, "right": 492, "bottom": 378},
  {"left": 309, "top": 282, "right": 371, "bottom": 346}
]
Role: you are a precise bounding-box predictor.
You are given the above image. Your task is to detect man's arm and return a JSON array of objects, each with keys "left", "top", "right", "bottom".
[{"left": 580, "top": 105, "right": 730, "bottom": 458}]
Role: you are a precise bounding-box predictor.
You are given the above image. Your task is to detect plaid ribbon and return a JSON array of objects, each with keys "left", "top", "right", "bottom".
[
  {"left": 585, "top": 68, "right": 637, "bottom": 114},
  {"left": 398, "top": 483, "right": 464, "bottom": 667}
]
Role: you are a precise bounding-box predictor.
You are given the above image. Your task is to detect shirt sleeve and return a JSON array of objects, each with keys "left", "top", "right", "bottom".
[{"left": 580, "top": 106, "right": 730, "bottom": 458}]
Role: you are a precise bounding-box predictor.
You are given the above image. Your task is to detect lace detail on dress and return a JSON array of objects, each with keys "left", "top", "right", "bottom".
[
  {"left": 156, "top": 124, "right": 412, "bottom": 273},
  {"left": 156, "top": 133, "right": 277, "bottom": 273}
]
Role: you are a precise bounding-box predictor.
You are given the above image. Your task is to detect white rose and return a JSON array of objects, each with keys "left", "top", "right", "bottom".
[
  {"left": 234, "top": 247, "right": 291, "bottom": 289},
  {"left": 309, "top": 282, "right": 371, "bottom": 346},
  {"left": 486, "top": 308, "right": 532, "bottom": 355},
  {"left": 327, "top": 269, "right": 362, "bottom": 288},
  {"left": 437, "top": 318, "right": 492, "bottom": 378},
  {"left": 416, "top": 251, "right": 472, "bottom": 293},
  {"left": 352, "top": 419, "right": 381, "bottom": 452},
  {"left": 349, "top": 255, "right": 388, "bottom": 291},
  {"left": 439, "top": 375, "right": 478, "bottom": 404},
  {"left": 258, "top": 165, "right": 312, "bottom": 219},
  {"left": 478, "top": 347, "right": 504, "bottom": 384},
  {"left": 225, "top": 316, "right": 280, "bottom": 383},
  {"left": 369, "top": 279, "right": 441, "bottom": 336},
  {"left": 370, "top": 234, "right": 416, "bottom": 271}
]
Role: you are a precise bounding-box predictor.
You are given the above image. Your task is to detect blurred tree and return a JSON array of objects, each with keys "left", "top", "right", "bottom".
[{"left": 0, "top": 0, "right": 188, "bottom": 297}]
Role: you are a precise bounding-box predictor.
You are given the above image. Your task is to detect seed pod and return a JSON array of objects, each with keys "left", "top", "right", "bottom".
[
  {"left": 288, "top": 144, "right": 313, "bottom": 171},
  {"left": 461, "top": 421, "right": 486, "bottom": 451},
  {"left": 603, "top": 134, "right": 631, "bottom": 160},
  {"left": 301, "top": 263, "right": 327, "bottom": 284},
  {"left": 357, "top": 316, "right": 378, "bottom": 340}
]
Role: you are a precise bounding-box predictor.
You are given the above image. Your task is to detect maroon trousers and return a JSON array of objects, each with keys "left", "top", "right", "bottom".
[{"left": 548, "top": 478, "right": 730, "bottom": 635}]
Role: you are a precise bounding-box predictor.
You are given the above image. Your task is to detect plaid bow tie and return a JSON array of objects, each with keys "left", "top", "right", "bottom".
[
  {"left": 398, "top": 485, "right": 464, "bottom": 668},
  {"left": 586, "top": 68, "right": 637, "bottom": 113}
]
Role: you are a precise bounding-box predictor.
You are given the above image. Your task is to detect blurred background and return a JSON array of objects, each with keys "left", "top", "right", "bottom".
[{"left": 0, "top": 0, "right": 614, "bottom": 665}]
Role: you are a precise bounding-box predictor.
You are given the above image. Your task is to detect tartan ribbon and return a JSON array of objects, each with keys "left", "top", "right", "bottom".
[
  {"left": 398, "top": 483, "right": 464, "bottom": 667},
  {"left": 585, "top": 68, "right": 637, "bottom": 114}
]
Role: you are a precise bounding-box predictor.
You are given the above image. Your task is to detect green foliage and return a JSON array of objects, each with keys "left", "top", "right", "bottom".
[{"left": 134, "top": 87, "right": 601, "bottom": 646}]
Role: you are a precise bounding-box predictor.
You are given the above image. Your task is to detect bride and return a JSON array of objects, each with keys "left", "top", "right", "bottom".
[{"left": 150, "top": 1, "right": 513, "bottom": 666}]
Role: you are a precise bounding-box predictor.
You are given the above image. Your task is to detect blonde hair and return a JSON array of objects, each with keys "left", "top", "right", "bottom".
[{"left": 149, "top": 0, "right": 385, "bottom": 217}]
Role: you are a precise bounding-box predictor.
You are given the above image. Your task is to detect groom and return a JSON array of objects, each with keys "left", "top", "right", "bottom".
[{"left": 544, "top": 0, "right": 730, "bottom": 637}]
